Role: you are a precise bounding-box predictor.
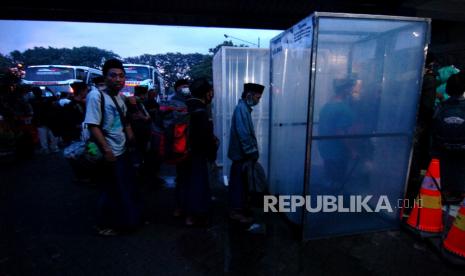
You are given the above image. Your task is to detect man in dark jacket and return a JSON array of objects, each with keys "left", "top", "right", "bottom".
[
  {"left": 183, "top": 78, "right": 218, "bottom": 226},
  {"left": 228, "top": 83, "right": 265, "bottom": 223},
  {"left": 61, "top": 82, "right": 88, "bottom": 143},
  {"left": 432, "top": 72, "right": 465, "bottom": 203},
  {"left": 30, "top": 87, "right": 60, "bottom": 154},
  {"left": 162, "top": 79, "right": 191, "bottom": 216}
]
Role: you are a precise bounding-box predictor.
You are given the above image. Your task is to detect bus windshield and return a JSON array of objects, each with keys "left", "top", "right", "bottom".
[
  {"left": 25, "top": 67, "right": 74, "bottom": 81},
  {"left": 124, "top": 66, "right": 150, "bottom": 81}
]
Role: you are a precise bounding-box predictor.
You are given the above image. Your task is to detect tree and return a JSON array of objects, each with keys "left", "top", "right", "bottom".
[
  {"left": 189, "top": 55, "right": 212, "bottom": 82},
  {"left": 124, "top": 52, "right": 207, "bottom": 88},
  {"left": 13, "top": 46, "right": 119, "bottom": 68},
  {"left": 208, "top": 40, "right": 248, "bottom": 55},
  {"left": 189, "top": 40, "right": 245, "bottom": 82},
  {"left": 0, "top": 53, "right": 12, "bottom": 68},
  {"left": 10, "top": 50, "right": 23, "bottom": 64},
  {"left": 68, "top": 46, "right": 119, "bottom": 68}
]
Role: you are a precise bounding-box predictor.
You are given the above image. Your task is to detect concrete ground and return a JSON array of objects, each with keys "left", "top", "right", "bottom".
[{"left": 0, "top": 153, "right": 463, "bottom": 275}]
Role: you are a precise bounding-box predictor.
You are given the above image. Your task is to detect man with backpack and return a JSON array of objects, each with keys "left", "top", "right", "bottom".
[
  {"left": 159, "top": 79, "right": 191, "bottom": 216},
  {"left": 30, "top": 86, "right": 60, "bottom": 154},
  {"left": 433, "top": 72, "right": 465, "bottom": 203},
  {"left": 61, "top": 82, "right": 89, "bottom": 144},
  {"left": 84, "top": 59, "right": 141, "bottom": 236}
]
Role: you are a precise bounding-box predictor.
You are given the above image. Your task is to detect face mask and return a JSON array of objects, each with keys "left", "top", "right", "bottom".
[
  {"left": 179, "top": 87, "right": 190, "bottom": 96},
  {"left": 246, "top": 93, "right": 258, "bottom": 106}
]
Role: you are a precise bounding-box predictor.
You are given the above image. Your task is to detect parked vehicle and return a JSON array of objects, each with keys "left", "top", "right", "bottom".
[
  {"left": 122, "top": 64, "right": 165, "bottom": 98},
  {"left": 22, "top": 65, "right": 102, "bottom": 96}
]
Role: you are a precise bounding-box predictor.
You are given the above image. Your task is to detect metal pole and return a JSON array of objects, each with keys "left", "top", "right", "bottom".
[{"left": 224, "top": 34, "right": 259, "bottom": 47}]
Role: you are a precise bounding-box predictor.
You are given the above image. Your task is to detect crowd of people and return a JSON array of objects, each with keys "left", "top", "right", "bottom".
[
  {"left": 0, "top": 59, "right": 266, "bottom": 236},
  {"left": 408, "top": 53, "right": 465, "bottom": 209},
  {"left": 5, "top": 53, "right": 463, "bottom": 237}
]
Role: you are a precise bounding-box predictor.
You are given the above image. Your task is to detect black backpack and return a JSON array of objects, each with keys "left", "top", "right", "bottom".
[{"left": 433, "top": 98, "right": 465, "bottom": 151}]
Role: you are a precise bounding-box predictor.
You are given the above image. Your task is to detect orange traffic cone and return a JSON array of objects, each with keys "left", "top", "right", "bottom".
[
  {"left": 443, "top": 199, "right": 465, "bottom": 258},
  {"left": 406, "top": 159, "right": 443, "bottom": 233}
]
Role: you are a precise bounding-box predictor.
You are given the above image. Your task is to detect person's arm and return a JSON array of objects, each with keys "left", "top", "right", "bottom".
[
  {"left": 120, "top": 99, "right": 136, "bottom": 146},
  {"left": 125, "top": 124, "right": 135, "bottom": 146},
  {"left": 84, "top": 91, "right": 115, "bottom": 161},
  {"left": 233, "top": 105, "right": 258, "bottom": 159},
  {"left": 88, "top": 124, "right": 115, "bottom": 161}
]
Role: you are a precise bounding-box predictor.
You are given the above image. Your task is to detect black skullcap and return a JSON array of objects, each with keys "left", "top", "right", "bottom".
[
  {"left": 102, "top": 58, "right": 125, "bottom": 76},
  {"left": 244, "top": 83, "right": 265, "bottom": 94}
]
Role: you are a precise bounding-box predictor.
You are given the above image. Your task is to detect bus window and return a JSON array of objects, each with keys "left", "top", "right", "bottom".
[
  {"left": 76, "top": 69, "right": 87, "bottom": 81},
  {"left": 24, "top": 67, "right": 74, "bottom": 81},
  {"left": 125, "top": 66, "right": 150, "bottom": 81}
]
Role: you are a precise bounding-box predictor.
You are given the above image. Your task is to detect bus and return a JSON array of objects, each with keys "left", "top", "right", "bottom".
[
  {"left": 122, "top": 64, "right": 165, "bottom": 97},
  {"left": 22, "top": 65, "right": 102, "bottom": 95}
]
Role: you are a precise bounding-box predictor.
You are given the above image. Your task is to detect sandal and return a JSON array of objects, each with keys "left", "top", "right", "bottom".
[
  {"left": 229, "top": 211, "right": 253, "bottom": 224},
  {"left": 97, "top": 228, "right": 119, "bottom": 236},
  {"left": 173, "top": 208, "right": 183, "bottom": 217},
  {"left": 185, "top": 216, "right": 208, "bottom": 227},
  {"left": 185, "top": 216, "right": 195, "bottom": 226}
]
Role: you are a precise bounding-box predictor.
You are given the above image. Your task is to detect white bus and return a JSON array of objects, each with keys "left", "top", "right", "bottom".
[
  {"left": 22, "top": 65, "right": 102, "bottom": 95},
  {"left": 122, "top": 64, "right": 165, "bottom": 97}
]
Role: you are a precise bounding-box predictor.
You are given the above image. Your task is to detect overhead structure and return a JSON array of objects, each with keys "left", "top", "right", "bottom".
[{"left": 0, "top": 1, "right": 463, "bottom": 30}]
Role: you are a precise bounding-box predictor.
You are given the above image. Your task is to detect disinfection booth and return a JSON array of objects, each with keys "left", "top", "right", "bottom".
[{"left": 268, "top": 13, "right": 430, "bottom": 239}]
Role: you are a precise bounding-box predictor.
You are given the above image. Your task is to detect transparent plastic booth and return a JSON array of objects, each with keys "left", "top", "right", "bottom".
[
  {"left": 213, "top": 47, "right": 270, "bottom": 183},
  {"left": 269, "top": 13, "right": 430, "bottom": 239}
]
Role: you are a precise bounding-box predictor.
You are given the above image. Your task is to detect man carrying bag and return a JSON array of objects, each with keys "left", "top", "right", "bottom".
[
  {"left": 84, "top": 59, "right": 141, "bottom": 236},
  {"left": 227, "top": 83, "right": 265, "bottom": 224}
]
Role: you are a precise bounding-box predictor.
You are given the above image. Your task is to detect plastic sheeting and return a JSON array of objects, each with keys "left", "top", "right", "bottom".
[
  {"left": 212, "top": 47, "right": 270, "bottom": 184},
  {"left": 269, "top": 13, "right": 430, "bottom": 238}
]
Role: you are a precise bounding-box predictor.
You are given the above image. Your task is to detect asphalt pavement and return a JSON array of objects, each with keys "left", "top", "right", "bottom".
[{"left": 0, "top": 152, "right": 463, "bottom": 275}]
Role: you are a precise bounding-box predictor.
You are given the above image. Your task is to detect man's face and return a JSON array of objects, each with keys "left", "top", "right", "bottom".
[
  {"left": 206, "top": 89, "right": 214, "bottom": 104},
  {"left": 105, "top": 68, "right": 125, "bottom": 92},
  {"left": 80, "top": 87, "right": 90, "bottom": 103},
  {"left": 252, "top": 92, "right": 262, "bottom": 104},
  {"left": 137, "top": 93, "right": 147, "bottom": 101},
  {"left": 247, "top": 91, "right": 262, "bottom": 106}
]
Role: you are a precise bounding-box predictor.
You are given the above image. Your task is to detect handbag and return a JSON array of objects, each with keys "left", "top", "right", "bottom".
[
  {"left": 243, "top": 161, "right": 268, "bottom": 207},
  {"left": 63, "top": 140, "right": 86, "bottom": 160},
  {"left": 63, "top": 91, "right": 105, "bottom": 164}
]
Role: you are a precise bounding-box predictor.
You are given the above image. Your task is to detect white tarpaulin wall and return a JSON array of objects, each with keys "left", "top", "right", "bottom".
[
  {"left": 269, "top": 13, "right": 430, "bottom": 239},
  {"left": 212, "top": 47, "right": 270, "bottom": 184}
]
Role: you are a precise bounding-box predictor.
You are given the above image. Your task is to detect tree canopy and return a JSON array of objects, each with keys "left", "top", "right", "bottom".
[{"left": 11, "top": 46, "right": 119, "bottom": 68}]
